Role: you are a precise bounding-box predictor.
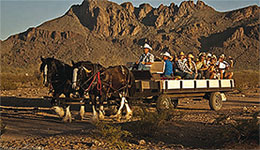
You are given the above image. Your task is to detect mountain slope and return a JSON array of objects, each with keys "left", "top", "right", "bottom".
[{"left": 1, "top": 0, "right": 259, "bottom": 70}]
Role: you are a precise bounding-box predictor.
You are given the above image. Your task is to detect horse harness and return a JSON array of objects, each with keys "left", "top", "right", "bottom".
[{"left": 80, "top": 65, "right": 132, "bottom": 97}]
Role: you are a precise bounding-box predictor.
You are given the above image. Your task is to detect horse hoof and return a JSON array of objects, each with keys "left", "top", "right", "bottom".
[
  {"left": 99, "top": 115, "right": 105, "bottom": 120},
  {"left": 91, "top": 115, "right": 99, "bottom": 122},
  {"left": 125, "top": 115, "right": 132, "bottom": 121},
  {"left": 125, "top": 112, "right": 133, "bottom": 121}
]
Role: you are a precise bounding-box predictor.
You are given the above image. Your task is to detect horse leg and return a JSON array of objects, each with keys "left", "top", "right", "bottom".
[
  {"left": 124, "top": 98, "right": 133, "bottom": 120},
  {"left": 52, "top": 105, "right": 65, "bottom": 118},
  {"left": 62, "top": 105, "right": 72, "bottom": 123},
  {"left": 112, "top": 95, "right": 125, "bottom": 121},
  {"left": 74, "top": 90, "right": 85, "bottom": 120},
  {"left": 98, "top": 95, "right": 105, "bottom": 120},
  {"left": 79, "top": 101, "right": 85, "bottom": 120},
  {"left": 51, "top": 92, "right": 64, "bottom": 118},
  {"left": 90, "top": 94, "right": 98, "bottom": 121}
]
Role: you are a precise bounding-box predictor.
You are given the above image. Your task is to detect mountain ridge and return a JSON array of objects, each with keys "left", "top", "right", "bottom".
[{"left": 1, "top": 0, "right": 259, "bottom": 71}]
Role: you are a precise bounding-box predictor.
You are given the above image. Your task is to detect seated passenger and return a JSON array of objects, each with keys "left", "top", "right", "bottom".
[
  {"left": 175, "top": 51, "right": 190, "bottom": 79},
  {"left": 161, "top": 52, "right": 173, "bottom": 78},
  {"left": 136, "top": 43, "right": 154, "bottom": 70},
  {"left": 206, "top": 53, "right": 212, "bottom": 66},
  {"left": 205, "top": 55, "right": 217, "bottom": 79},
  {"left": 216, "top": 54, "right": 233, "bottom": 79},
  {"left": 185, "top": 54, "right": 199, "bottom": 79},
  {"left": 196, "top": 54, "right": 208, "bottom": 79}
]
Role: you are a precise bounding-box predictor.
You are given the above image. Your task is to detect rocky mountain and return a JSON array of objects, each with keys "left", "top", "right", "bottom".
[{"left": 1, "top": 0, "right": 259, "bottom": 71}]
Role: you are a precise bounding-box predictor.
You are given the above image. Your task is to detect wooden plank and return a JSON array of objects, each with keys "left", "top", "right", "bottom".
[
  {"left": 196, "top": 80, "right": 207, "bottom": 88},
  {"left": 142, "top": 81, "right": 150, "bottom": 89},
  {"left": 43, "top": 96, "right": 85, "bottom": 101},
  {"left": 182, "top": 80, "right": 195, "bottom": 89},
  {"left": 208, "top": 80, "right": 219, "bottom": 88},
  {"left": 0, "top": 105, "right": 52, "bottom": 110},
  {"left": 166, "top": 93, "right": 206, "bottom": 98},
  {"left": 221, "top": 80, "right": 231, "bottom": 88},
  {"left": 167, "top": 80, "right": 181, "bottom": 89},
  {"left": 150, "top": 61, "right": 165, "bottom": 74},
  {"left": 164, "top": 88, "right": 233, "bottom": 94},
  {"left": 61, "top": 102, "right": 85, "bottom": 105}
]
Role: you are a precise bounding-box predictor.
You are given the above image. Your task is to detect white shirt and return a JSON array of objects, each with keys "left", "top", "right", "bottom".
[{"left": 216, "top": 61, "right": 229, "bottom": 71}]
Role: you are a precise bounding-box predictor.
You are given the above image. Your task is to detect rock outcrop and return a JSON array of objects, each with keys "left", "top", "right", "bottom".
[{"left": 1, "top": 0, "right": 259, "bottom": 70}]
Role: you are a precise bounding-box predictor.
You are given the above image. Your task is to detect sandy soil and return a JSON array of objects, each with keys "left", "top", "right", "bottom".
[{"left": 0, "top": 87, "right": 259, "bottom": 149}]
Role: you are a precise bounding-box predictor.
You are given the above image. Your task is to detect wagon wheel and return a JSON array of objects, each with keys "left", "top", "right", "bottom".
[
  {"left": 156, "top": 94, "right": 174, "bottom": 112},
  {"left": 209, "top": 92, "right": 223, "bottom": 111}
]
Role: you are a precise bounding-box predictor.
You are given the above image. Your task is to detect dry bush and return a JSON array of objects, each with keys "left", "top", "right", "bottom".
[
  {"left": 128, "top": 107, "right": 173, "bottom": 137},
  {"left": 93, "top": 122, "right": 132, "bottom": 149},
  {"left": 0, "top": 119, "right": 6, "bottom": 135},
  {"left": 0, "top": 80, "right": 18, "bottom": 90},
  {"left": 222, "top": 112, "right": 260, "bottom": 144},
  {"left": 0, "top": 71, "right": 42, "bottom": 90},
  {"left": 233, "top": 70, "right": 260, "bottom": 91}
]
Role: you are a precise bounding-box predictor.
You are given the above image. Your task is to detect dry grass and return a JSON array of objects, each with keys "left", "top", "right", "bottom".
[
  {"left": 126, "top": 107, "right": 175, "bottom": 138},
  {"left": 233, "top": 70, "right": 260, "bottom": 91},
  {"left": 0, "top": 119, "right": 6, "bottom": 135},
  {"left": 222, "top": 112, "right": 260, "bottom": 144},
  {"left": 93, "top": 122, "right": 132, "bottom": 149},
  {"left": 0, "top": 70, "right": 42, "bottom": 90}
]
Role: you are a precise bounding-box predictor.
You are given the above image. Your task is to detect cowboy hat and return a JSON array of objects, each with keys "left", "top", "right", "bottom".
[
  {"left": 207, "top": 53, "right": 212, "bottom": 57},
  {"left": 162, "top": 52, "right": 171, "bottom": 58},
  {"left": 143, "top": 43, "right": 152, "bottom": 50}
]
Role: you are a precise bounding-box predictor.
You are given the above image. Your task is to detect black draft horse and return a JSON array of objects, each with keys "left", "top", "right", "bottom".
[
  {"left": 71, "top": 61, "right": 105, "bottom": 120},
  {"left": 40, "top": 56, "right": 85, "bottom": 122},
  {"left": 72, "top": 63, "right": 135, "bottom": 121}
]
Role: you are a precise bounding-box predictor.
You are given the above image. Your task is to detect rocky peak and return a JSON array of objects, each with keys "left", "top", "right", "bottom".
[
  {"left": 135, "top": 3, "right": 153, "bottom": 20},
  {"left": 177, "top": 0, "right": 212, "bottom": 17},
  {"left": 121, "top": 2, "right": 134, "bottom": 13},
  {"left": 71, "top": 0, "right": 140, "bottom": 37},
  {"left": 226, "top": 5, "right": 260, "bottom": 22},
  {"left": 177, "top": 1, "right": 196, "bottom": 17},
  {"left": 230, "top": 27, "right": 244, "bottom": 41},
  {"left": 196, "top": 0, "right": 206, "bottom": 8}
]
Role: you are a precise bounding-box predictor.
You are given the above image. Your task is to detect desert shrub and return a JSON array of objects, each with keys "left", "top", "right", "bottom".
[
  {"left": 128, "top": 107, "right": 173, "bottom": 137},
  {"left": 0, "top": 80, "right": 18, "bottom": 90},
  {"left": 222, "top": 112, "right": 259, "bottom": 143},
  {"left": 93, "top": 122, "right": 132, "bottom": 149},
  {"left": 233, "top": 70, "right": 260, "bottom": 91},
  {"left": 0, "top": 72, "right": 42, "bottom": 90},
  {"left": 0, "top": 119, "right": 6, "bottom": 135}
]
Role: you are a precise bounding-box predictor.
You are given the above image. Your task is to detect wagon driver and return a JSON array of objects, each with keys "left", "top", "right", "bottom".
[{"left": 136, "top": 43, "right": 154, "bottom": 70}]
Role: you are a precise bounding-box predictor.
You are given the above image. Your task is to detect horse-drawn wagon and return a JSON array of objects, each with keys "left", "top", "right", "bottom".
[
  {"left": 41, "top": 57, "right": 234, "bottom": 122},
  {"left": 130, "top": 61, "right": 235, "bottom": 111}
]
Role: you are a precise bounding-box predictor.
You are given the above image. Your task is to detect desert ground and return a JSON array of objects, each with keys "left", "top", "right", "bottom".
[{"left": 0, "top": 87, "right": 259, "bottom": 149}]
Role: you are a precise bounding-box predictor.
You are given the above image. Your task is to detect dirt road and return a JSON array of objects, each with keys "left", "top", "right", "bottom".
[{"left": 0, "top": 87, "right": 259, "bottom": 149}]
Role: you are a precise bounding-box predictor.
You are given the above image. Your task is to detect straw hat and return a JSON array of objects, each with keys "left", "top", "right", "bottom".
[
  {"left": 188, "top": 54, "right": 194, "bottom": 59},
  {"left": 179, "top": 51, "right": 185, "bottom": 56}
]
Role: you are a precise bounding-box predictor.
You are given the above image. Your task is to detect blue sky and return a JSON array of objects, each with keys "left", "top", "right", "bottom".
[{"left": 1, "top": 0, "right": 259, "bottom": 40}]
